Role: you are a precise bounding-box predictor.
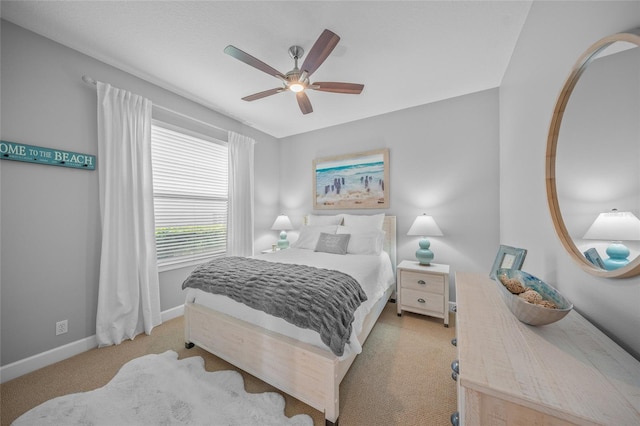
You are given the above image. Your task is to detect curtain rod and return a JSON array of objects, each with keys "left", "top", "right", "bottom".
[{"left": 81, "top": 75, "right": 229, "bottom": 136}]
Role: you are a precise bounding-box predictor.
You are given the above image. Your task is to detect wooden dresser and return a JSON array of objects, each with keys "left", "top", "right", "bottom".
[{"left": 453, "top": 272, "right": 640, "bottom": 425}]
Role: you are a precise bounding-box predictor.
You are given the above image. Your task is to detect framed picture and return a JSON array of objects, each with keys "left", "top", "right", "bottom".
[
  {"left": 313, "top": 148, "right": 389, "bottom": 210},
  {"left": 490, "top": 245, "right": 528, "bottom": 279},
  {"left": 584, "top": 248, "right": 605, "bottom": 269}
]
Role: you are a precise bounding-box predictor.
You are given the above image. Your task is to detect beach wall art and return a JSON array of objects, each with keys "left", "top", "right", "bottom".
[{"left": 313, "top": 148, "right": 389, "bottom": 209}]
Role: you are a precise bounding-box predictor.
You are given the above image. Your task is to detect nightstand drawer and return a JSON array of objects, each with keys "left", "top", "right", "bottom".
[
  {"left": 401, "top": 288, "right": 444, "bottom": 313},
  {"left": 400, "top": 270, "right": 444, "bottom": 294}
]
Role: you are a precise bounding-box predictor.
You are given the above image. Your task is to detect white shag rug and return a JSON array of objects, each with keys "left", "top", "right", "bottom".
[{"left": 13, "top": 350, "right": 313, "bottom": 426}]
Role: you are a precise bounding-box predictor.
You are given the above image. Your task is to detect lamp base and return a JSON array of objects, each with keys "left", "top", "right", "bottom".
[
  {"left": 603, "top": 242, "right": 630, "bottom": 270},
  {"left": 415, "top": 238, "right": 434, "bottom": 265},
  {"left": 277, "top": 231, "right": 289, "bottom": 249}
]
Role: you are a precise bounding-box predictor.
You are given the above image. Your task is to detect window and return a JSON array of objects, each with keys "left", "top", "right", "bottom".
[{"left": 151, "top": 122, "right": 228, "bottom": 270}]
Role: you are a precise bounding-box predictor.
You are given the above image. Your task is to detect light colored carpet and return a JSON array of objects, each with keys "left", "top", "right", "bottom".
[
  {"left": 1, "top": 303, "right": 457, "bottom": 425},
  {"left": 12, "top": 350, "right": 312, "bottom": 425}
]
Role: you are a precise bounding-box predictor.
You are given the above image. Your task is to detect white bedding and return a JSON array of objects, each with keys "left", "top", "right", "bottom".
[{"left": 184, "top": 248, "right": 395, "bottom": 358}]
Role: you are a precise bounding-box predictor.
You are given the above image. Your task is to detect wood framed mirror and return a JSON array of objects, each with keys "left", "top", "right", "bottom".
[{"left": 546, "top": 28, "right": 640, "bottom": 279}]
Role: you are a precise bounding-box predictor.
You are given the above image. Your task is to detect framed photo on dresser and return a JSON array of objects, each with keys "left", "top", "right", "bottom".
[
  {"left": 490, "top": 244, "right": 527, "bottom": 279},
  {"left": 584, "top": 247, "right": 605, "bottom": 269}
]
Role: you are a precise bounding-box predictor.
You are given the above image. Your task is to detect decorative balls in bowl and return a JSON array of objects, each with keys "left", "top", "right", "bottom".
[{"left": 494, "top": 269, "right": 573, "bottom": 326}]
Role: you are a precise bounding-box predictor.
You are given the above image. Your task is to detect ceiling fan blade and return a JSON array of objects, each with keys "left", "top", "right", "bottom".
[
  {"left": 242, "top": 88, "right": 284, "bottom": 102},
  {"left": 296, "top": 92, "right": 313, "bottom": 114},
  {"left": 224, "top": 45, "right": 286, "bottom": 80},
  {"left": 301, "top": 29, "right": 340, "bottom": 77},
  {"left": 311, "top": 82, "right": 364, "bottom": 94}
]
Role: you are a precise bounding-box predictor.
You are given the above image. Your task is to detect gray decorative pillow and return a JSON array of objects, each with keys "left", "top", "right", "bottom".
[{"left": 314, "top": 232, "right": 351, "bottom": 255}]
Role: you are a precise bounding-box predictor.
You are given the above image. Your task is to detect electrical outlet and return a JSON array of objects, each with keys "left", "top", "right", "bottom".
[
  {"left": 56, "top": 320, "right": 68, "bottom": 335},
  {"left": 448, "top": 302, "right": 457, "bottom": 313}
]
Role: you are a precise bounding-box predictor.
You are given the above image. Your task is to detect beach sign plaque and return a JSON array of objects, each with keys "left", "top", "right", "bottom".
[{"left": 0, "top": 140, "right": 95, "bottom": 170}]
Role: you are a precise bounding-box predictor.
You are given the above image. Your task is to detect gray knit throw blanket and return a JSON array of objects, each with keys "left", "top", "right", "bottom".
[{"left": 182, "top": 256, "right": 368, "bottom": 356}]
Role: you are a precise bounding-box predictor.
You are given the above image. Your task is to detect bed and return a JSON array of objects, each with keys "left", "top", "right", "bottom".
[{"left": 183, "top": 215, "right": 396, "bottom": 426}]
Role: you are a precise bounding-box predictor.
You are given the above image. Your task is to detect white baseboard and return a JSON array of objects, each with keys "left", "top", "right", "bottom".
[
  {"left": 0, "top": 335, "right": 98, "bottom": 384},
  {"left": 161, "top": 304, "right": 184, "bottom": 322},
  {"left": 1, "top": 304, "right": 185, "bottom": 384}
]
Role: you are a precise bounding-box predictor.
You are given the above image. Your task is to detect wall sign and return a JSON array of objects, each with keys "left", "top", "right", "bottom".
[{"left": 0, "top": 140, "right": 95, "bottom": 170}]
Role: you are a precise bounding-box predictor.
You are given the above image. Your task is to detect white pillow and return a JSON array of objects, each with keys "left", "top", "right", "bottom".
[
  {"left": 342, "top": 213, "right": 385, "bottom": 230},
  {"left": 290, "top": 225, "right": 339, "bottom": 250},
  {"left": 306, "top": 214, "right": 343, "bottom": 226},
  {"left": 337, "top": 226, "right": 385, "bottom": 255}
]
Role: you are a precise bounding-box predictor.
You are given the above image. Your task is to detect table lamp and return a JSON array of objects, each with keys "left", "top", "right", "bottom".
[
  {"left": 271, "top": 214, "right": 293, "bottom": 249},
  {"left": 583, "top": 209, "right": 640, "bottom": 270},
  {"left": 407, "top": 214, "right": 443, "bottom": 265}
]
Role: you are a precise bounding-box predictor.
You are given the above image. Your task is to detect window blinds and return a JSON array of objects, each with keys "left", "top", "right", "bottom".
[{"left": 151, "top": 123, "right": 228, "bottom": 268}]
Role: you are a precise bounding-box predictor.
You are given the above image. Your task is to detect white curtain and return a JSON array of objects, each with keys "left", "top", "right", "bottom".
[
  {"left": 95, "top": 82, "right": 161, "bottom": 347},
  {"left": 227, "top": 131, "right": 255, "bottom": 256}
]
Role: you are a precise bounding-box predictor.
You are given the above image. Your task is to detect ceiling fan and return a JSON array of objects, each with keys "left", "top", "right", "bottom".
[{"left": 224, "top": 29, "right": 364, "bottom": 115}]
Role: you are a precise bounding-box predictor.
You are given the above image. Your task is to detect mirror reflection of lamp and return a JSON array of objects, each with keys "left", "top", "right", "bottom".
[
  {"left": 407, "top": 214, "right": 443, "bottom": 265},
  {"left": 271, "top": 214, "right": 293, "bottom": 249},
  {"left": 583, "top": 209, "right": 640, "bottom": 270}
]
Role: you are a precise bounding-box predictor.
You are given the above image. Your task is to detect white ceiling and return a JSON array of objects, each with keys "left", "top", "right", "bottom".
[{"left": 1, "top": 1, "right": 532, "bottom": 138}]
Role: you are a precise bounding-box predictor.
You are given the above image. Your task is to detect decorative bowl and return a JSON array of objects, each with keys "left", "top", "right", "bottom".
[{"left": 493, "top": 269, "right": 573, "bottom": 326}]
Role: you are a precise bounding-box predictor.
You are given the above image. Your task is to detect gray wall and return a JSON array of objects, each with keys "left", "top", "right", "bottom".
[
  {"left": 500, "top": 0, "right": 640, "bottom": 359},
  {"left": 0, "top": 20, "right": 279, "bottom": 366},
  {"left": 274, "top": 89, "right": 501, "bottom": 302}
]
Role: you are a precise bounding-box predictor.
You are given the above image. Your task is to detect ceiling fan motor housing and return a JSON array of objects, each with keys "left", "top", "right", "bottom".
[{"left": 285, "top": 46, "right": 308, "bottom": 90}]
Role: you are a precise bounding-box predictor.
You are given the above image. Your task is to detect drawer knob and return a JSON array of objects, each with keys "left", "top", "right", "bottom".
[
  {"left": 451, "top": 360, "right": 459, "bottom": 374},
  {"left": 451, "top": 371, "right": 458, "bottom": 381},
  {"left": 450, "top": 411, "right": 459, "bottom": 426},
  {"left": 417, "top": 298, "right": 426, "bottom": 303},
  {"left": 417, "top": 279, "right": 426, "bottom": 285},
  {"left": 451, "top": 338, "right": 457, "bottom": 347}
]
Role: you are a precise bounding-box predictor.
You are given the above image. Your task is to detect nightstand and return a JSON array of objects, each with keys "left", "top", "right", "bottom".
[
  {"left": 261, "top": 247, "right": 281, "bottom": 254},
  {"left": 396, "top": 260, "right": 450, "bottom": 327}
]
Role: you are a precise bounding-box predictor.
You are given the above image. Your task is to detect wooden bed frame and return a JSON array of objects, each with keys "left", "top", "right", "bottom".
[{"left": 184, "top": 216, "right": 396, "bottom": 426}]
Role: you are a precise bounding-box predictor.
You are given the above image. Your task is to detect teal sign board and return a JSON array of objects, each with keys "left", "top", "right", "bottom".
[{"left": 0, "top": 140, "right": 95, "bottom": 170}]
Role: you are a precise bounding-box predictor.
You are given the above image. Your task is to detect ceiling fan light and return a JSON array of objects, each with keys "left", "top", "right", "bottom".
[{"left": 289, "top": 82, "right": 305, "bottom": 93}]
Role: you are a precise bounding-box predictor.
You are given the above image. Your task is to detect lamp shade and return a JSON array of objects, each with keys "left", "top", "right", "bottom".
[
  {"left": 583, "top": 210, "right": 640, "bottom": 241},
  {"left": 407, "top": 214, "right": 443, "bottom": 237},
  {"left": 271, "top": 214, "right": 293, "bottom": 231}
]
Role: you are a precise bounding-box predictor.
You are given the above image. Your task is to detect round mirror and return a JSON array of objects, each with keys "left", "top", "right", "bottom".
[{"left": 547, "top": 28, "right": 640, "bottom": 279}]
